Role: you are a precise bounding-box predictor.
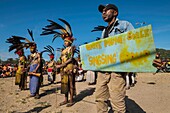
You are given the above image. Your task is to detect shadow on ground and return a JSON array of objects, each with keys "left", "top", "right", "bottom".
[
  {"left": 75, "top": 87, "right": 95, "bottom": 103},
  {"left": 24, "top": 105, "right": 51, "bottom": 113},
  {"left": 40, "top": 86, "right": 61, "bottom": 98},
  {"left": 107, "top": 96, "right": 146, "bottom": 113},
  {"left": 125, "top": 96, "right": 146, "bottom": 113}
]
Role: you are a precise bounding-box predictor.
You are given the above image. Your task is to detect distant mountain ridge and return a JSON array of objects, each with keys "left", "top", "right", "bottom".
[{"left": 156, "top": 48, "right": 170, "bottom": 59}]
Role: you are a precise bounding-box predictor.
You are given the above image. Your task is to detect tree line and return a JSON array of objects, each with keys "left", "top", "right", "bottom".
[
  {"left": 0, "top": 48, "right": 169, "bottom": 66},
  {"left": 0, "top": 58, "right": 19, "bottom": 66},
  {"left": 156, "top": 48, "right": 170, "bottom": 59}
]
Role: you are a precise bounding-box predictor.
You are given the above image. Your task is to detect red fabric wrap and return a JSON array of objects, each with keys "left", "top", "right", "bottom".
[{"left": 48, "top": 68, "right": 53, "bottom": 72}]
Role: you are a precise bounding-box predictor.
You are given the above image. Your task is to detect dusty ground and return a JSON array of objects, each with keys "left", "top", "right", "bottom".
[{"left": 0, "top": 73, "right": 170, "bottom": 113}]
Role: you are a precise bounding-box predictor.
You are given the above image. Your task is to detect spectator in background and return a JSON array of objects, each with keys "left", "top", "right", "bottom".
[
  {"left": 86, "top": 70, "right": 96, "bottom": 85},
  {"left": 75, "top": 55, "right": 84, "bottom": 82}
]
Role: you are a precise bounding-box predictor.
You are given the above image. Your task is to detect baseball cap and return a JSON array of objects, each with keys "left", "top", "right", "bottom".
[{"left": 98, "top": 4, "right": 118, "bottom": 13}]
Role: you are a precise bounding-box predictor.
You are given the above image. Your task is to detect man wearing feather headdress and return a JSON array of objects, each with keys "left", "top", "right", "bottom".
[
  {"left": 42, "top": 45, "right": 56, "bottom": 84},
  {"left": 41, "top": 18, "right": 77, "bottom": 107},
  {"left": 6, "top": 36, "right": 27, "bottom": 90},
  {"left": 27, "top": 30, "right": 42, "bottom": 99}
]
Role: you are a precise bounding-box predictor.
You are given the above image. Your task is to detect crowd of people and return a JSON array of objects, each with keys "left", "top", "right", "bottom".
[
  {"left": 0, "top": 64, "right": 17, "bottom": 77},
  {"left": 153, "top": 53, "right": 170, "bottom": 74}
]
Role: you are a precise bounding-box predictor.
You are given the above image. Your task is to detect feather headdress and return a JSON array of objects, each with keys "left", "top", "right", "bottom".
[
  {"left": 91, "top": 25, "right": 106, "bottom": 32},
  {"left": 41, "top": 18, "right": 75, "bottom": 43},
  {"left": 41, "top": 45, "right": 55, "bottom": 57},
  {"left": 6, "top": 36, "right": 26, "bottom": 53},
  {"left": 6, "top": 29, "right": 36, "bottom": 53},
  {"left": 26, "top": 29, "right": 36, "bottom": 47},
  {"left": 91, "top": 25, "right": 106, "bottom": 41}
]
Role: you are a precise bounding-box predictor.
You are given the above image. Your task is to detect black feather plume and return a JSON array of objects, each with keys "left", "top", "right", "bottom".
[
  {"left": 27, "top": 29, "right": 34, "bottom": 41},
  {"left": 91, "top": 25, "right": 106, "bottom": 32},
  {"left": 58, "top": 18, "right": 72, "bottom": 36},
  {"left": 47, "top": 45, "right": 54, "bottom": 52},
  {"left": 41, "top": 18, "right": 74, "bottom": 43}
]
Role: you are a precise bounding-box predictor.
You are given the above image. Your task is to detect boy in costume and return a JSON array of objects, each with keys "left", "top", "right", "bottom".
[
  {"left": 6, "top": 36, "right": 27, "bottom": 90},
  {"left": 42, "top": 45, "right": 56, "bottom": 84}
]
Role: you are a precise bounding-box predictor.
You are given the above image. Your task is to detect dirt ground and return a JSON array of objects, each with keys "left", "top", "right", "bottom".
[{"left": 0, "top": 73, "right": 170, "bottom": 113}]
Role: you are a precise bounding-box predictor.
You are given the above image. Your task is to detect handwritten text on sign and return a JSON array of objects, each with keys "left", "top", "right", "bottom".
[{"left": 79, "top": 25, "right": 157, "bottom": 72}]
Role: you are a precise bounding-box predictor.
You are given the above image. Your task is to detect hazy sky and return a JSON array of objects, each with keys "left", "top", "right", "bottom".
[{"left": 1, "top": 0, "right": 170, "bottom": 61}]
